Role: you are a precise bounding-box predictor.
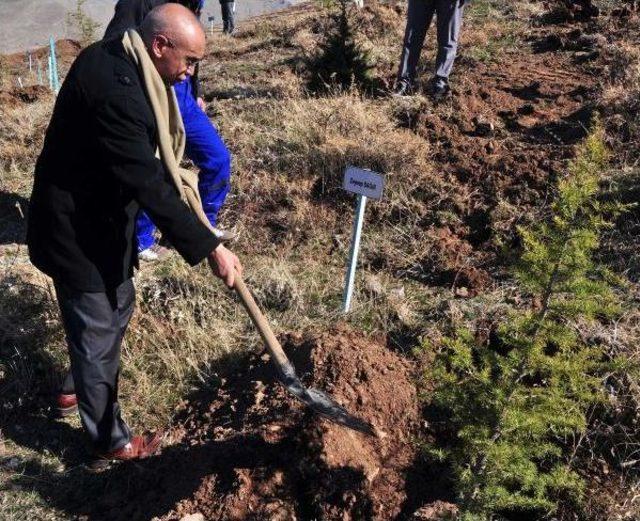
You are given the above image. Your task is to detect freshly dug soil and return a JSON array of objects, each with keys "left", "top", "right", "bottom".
[
  {"left": 21, "top": 327, "right": 426, "bottom": 521},
  {"left": 163, "top": 327, "right": 423, "bottom": 520},
  {"left": 398, "top": 31, "right": 598, "bottom": 293}
]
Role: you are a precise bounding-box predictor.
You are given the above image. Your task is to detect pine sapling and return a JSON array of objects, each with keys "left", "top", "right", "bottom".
[
  {"left": 307, "top": 0, "right": 373, "bottom": 93},
  {"left": 426, "top": 124, "right": 624, "bottom": 520}
]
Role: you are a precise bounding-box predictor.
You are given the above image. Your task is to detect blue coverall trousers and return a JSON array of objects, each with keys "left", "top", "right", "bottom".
[{"left": 136, "top": 78, "right": 232, "bottom": 251}]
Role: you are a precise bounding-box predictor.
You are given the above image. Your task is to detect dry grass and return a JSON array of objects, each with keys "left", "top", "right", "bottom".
[
  {"left": 1, "top": 1, "right": 640, "bottom": 519},
  {"left": 0, "top": 98, "right": 54, "bottom": 190}
]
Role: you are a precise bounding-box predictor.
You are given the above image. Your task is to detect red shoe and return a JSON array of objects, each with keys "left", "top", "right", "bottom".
[
  {"left": 97, "top": 432, "right": 163, "bottom": 461},
  {"left": 56, "top": 393, "right": 78, "bottom": 417}
]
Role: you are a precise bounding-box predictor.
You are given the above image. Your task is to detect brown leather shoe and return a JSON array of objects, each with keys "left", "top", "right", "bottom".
[
  {"left": 97, "top": 432, "right": 163, "bottom": 461},
  {"left": 56, "top": 393, "right": 78, "bottom": 417}
]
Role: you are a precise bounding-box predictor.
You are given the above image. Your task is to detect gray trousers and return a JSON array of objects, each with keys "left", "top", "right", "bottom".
[
  {"left": 397, "top": 0, "right": 466, "bottom": 85},
  {"left": 220, "top": 1, "right": 235, "bottom": 33},
  {"left": 54, "top": 279, "right": 134, "bottom": 453}
]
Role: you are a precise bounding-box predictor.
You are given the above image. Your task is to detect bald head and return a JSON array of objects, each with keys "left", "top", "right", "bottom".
[
  {"left": 140, "top": 4, "right": 203, "bottom": 45},
  {"left": 140, "top": 4, "right": 206, "bottom": 85}
]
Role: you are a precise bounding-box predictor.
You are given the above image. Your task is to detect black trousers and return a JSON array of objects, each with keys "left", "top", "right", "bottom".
[
  {"left": 220, "top": 1, "right": 235, "bottom": 33},
  {"left": 54, "top": 279, "right": 135, "bottom": 453}
]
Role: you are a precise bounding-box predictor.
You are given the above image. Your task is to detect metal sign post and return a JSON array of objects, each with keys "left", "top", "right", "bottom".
[
  {"left": 208, "top": 15, "right": 215, "bottom": 35},
  {"left": 341, "top": 166, "right": 385, "bottom": 313}
]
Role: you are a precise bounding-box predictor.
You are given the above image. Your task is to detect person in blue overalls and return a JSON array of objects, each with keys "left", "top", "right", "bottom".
[{"left": 105, "top": 0, "right": 233, "bottom": 262}]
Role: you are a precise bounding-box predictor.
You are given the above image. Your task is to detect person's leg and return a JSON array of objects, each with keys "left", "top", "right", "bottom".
[
  {"left": 54, "top": 279, "right": 135, "bottom": 454},
  {"left": 134, "top": 78, "right": 195, "bottom": 254},
  {"left": 221, "top": 2, "right": 234, "bottom": 33},
  {"left": 397, "top": 0, "right": 437, "bottom": 89},
  {"left": 136, "top": 211, "right": 156, "bottom": 252},
  {"left": 434, "top": 0, "right": 465, "bottom": 80},
  {"left": 61, "top": 370, "right": 74, "bottom": 394},
  {"left": 176, "top": 78, "right": 232, "bottom": 228},
  {"left": 227, "top": 3, "right": 235, "bottom": 34},
  {"left": 56, "top": 367, "right": 77, "bottom": 417}
]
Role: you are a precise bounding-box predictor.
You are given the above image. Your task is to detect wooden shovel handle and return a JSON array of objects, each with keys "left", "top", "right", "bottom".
[{"left": 233, "top": 275, "right": 292, "bottom": 369}]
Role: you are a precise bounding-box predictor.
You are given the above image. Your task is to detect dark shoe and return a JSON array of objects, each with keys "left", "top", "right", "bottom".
[
  {"left": 97, "top": 432, "right": 163, "bottom": 462},
  {"left": 432, "top": 76, "right": 450, "bottom": 101},
  {"left": 56, "top": 393, "right": 78, "bottom": 417},
  {"left": 392, "top": 80, "right": 414, "bottom": 97}
]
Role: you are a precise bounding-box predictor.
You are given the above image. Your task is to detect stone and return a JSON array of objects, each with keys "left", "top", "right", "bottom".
[{"left": 180, "top": 514, "right": 205, "bottom": 521}]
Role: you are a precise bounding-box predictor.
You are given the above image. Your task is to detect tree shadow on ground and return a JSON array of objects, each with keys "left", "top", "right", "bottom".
[
  {"left": 599, "top": 168, "right": 640, "bottom": 283},
  {"left": 0, "top": 275, "right": 86, "bottom": 465},
  {"left": 397, "top": 402, "right": 457, "bottom": 518},
  {"left": 0, "top": 191, "right": 29, "bottom": 245}
]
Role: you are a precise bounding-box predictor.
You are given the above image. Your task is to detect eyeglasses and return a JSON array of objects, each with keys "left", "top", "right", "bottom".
[{"left": 162, "top": 35, "right": 201, "bottom": 69}]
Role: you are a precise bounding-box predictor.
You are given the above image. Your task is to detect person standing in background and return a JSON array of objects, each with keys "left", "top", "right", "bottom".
[
  {"left": 104, "top": 0, "right": 234, "bottom": 263},
  {"left": 220, "top": 0, "right": 235, "bottom": 34},
  {"left": 395, "top": 0, "right": 470, "bottom": 99}
]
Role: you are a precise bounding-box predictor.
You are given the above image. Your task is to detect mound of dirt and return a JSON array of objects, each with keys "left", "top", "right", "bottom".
[{"left": 162, "top": 327, "right": 422, "bottom": 520}]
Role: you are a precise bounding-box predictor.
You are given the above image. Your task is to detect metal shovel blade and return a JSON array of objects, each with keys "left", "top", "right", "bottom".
[
  {"left": 233, "top": 276, "right": 375, "bottom": 437},
  {"left": 278, "top": 362, "right": 376, "bottom": 436}
]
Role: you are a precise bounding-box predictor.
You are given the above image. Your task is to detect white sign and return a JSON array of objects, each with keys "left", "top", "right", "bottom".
[{"left": 342, "top": 166, "right": 385, "bottom": 200}]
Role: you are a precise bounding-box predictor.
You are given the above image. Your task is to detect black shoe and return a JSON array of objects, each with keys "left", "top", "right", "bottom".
[
  {"left": 432, "top": 76, "right": 450, "bottom": 101},
  {"left": 392, "top": 80, "right": 414, "bottom": 97}
]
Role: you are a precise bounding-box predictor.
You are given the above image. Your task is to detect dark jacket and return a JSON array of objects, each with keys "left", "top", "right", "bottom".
[
  {"left": 103, "top": 0, "right": 167, "bottom": 40},
  {"left": 27, "top": 38, "right": 218, "bottom": 291},
  {"left": 104, "top": 0, "right": 201, "bottom": 97}
]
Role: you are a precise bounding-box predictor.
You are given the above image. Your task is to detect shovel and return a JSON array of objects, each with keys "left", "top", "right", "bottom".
[{"left": 233, "top": 276, "right": 375, "bottom": 436}]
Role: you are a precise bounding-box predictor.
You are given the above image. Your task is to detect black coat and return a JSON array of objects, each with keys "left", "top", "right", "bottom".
[{"left": 27, "top": 38, "right": 218, "bottom": 291}]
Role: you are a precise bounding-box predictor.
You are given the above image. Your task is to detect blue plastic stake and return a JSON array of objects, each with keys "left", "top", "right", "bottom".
[
  {"left": 49, "top": 37, "right": 60, "bottom": 93},
  {"left": 342, "top": 194, "right": 368, "bottom": 313}
]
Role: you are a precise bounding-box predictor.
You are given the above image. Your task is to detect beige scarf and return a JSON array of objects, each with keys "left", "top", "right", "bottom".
[{"left": 121, "top": 29, "right": 213, "bottom": 232}]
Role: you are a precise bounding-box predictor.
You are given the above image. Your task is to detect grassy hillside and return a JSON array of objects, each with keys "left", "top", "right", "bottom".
[{"left": 1, "top": 1, "right": 640, "bottom": 519}]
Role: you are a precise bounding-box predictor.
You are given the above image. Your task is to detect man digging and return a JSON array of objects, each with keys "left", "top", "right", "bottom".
[{"left": 27, "top": 4, "right": 242, "bottom": 462}]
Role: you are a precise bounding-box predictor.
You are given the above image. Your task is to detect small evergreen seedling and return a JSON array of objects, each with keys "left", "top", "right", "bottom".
[
  {"left": 427, "top": 125, "right": 624, "bottom": 520},
  {"left": 66, "top": 0, "right": 100, "bottom": 48},
  {"left": 307, "top": 0, "right": 373, "bottom": 93}
]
